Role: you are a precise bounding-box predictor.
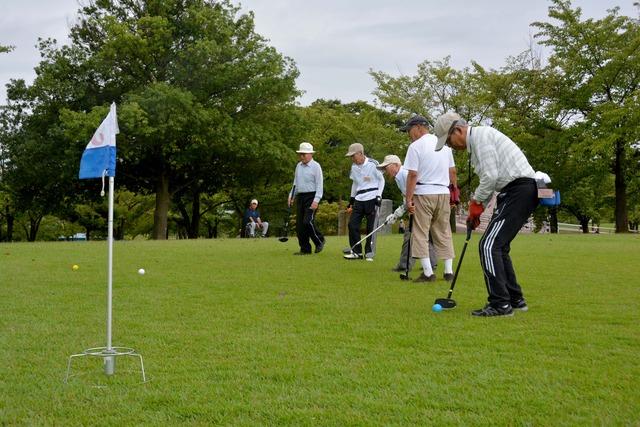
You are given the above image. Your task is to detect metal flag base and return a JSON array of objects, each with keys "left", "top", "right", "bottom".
[{"left": 65, "top": 346, "right": 146, "bottom": 383}]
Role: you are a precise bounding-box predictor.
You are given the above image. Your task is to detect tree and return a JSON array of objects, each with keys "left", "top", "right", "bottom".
[
  {"left": 533, "top": 0, "right": 640, "bottom": 232},
  {"left": 5, "top": 0, "right": 300, "bottom": 240},
  {"left": 297, "top": 100, "right": 406, "bottom": 205}
]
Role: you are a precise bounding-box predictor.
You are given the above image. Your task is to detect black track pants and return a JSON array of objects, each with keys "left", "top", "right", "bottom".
[
  {"left": 348, "top": 198, "right": 378, "bottom": 256},
  {"left": 478, "top": 178, "right": 538, "bottom": 307},
  {"left": 296, "top": 192, "right": 324, "bottom": 253}
]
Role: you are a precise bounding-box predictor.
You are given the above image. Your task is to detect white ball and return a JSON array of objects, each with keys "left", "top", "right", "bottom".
[{"left": 138, "top": 268, "right": 145, "bottom": 275}]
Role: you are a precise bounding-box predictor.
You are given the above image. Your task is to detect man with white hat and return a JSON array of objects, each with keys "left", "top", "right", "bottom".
[
  {"left": 401, "top": 115, "right": 457, "bottom": 282},
  {"left": 243, "top": 198, "right": 269, "bottom": 237},
  {"left": 344, "top": 143, "right": 385, "bottom": 261},
  {"left": 376, "top": 154, "right": 438, "bottom": 274},
  {"left": 288, "top": 142, "right": 325, "bottom": 255},
  {"left": 433, "top": 112, "right": 537, "bottom": 317}
]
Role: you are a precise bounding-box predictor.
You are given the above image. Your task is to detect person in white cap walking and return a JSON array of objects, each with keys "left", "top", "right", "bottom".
[
  {"left": 344, "top": 143, "right": 385, "bottom": 261},
  {"left": 288, "top": 142, "right": 325, "bottom": 255},
  {"left": 376, "top": 154, "right": 438, "bottom": 274},
  {"left": 243, "top": 199, "right": 269, "bottom": 237},
  {"left": 401, "top": 115, "right": 457, "bottom": 283},
  {"left": 433, "top": 112, "right": 537, "bottom": 317}
]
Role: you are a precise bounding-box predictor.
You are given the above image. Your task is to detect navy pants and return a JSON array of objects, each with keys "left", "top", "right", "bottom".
[
  {"left": 296, "top": 192, "right": 324, "bottom": 253},
  {"left": 479, "top": 178, "right": 538, "bottom": 307},
  {"left": 348, "top": 198, "right": 378, "bottom": 256}
]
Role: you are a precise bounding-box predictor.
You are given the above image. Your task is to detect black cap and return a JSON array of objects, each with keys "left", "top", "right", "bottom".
[{"left": 400, "top": 115, "right": 429, "bottom": 131}]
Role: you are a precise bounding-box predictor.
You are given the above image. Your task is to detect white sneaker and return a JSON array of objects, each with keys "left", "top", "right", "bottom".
[
  {"left": 343, "top": 253, "right": 362, "bottom": 260},
  {"left": 365, "top": 257, "right": 374, "bottom": 262}
]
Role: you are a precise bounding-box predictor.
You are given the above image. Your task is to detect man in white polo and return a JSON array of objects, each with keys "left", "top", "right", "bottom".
[{"left": 402, "top": 115, "right": 457, "bottom": 282}]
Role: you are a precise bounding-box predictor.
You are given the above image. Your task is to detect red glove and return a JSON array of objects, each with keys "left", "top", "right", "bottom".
[
  {"left": 466, "top": 200, "right": 484, "bottom": 230},
  {"left": 449, "top": 184, "right": 460, "bottom": 206}
]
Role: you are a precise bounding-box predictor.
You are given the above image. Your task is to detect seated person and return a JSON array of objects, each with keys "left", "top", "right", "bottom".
[{"left": 243, "top": 199, "right": 269, "bottom": 237}]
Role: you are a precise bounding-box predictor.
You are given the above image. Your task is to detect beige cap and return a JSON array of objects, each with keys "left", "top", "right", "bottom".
[
  {"left": 250, "top": 199, "right": 258, "bottom": 205},
  {"left": 376, "top": 154, "right": 402, "bottom": 169},
  {"left": 434, "top": 112, "right": 462, "bottom": 151},
  {"left": 345, "top": 143, "right": 364, "bottom": 157},
  {"left": 296, "top": 142, "right": 315, "bottom": 154}
]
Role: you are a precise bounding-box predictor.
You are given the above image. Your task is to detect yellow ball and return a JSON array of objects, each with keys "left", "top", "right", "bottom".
[{"left": 72, "top": 264, "right": 79, "bottom": 271}]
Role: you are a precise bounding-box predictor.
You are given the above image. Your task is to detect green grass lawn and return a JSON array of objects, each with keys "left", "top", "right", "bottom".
[{"left": 1, "top": 233, "right": 639, "bottom": 425}]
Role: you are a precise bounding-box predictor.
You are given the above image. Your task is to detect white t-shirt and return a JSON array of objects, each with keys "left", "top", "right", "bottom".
[{"left": 404, "top": 133, "right": 455, "bottom": 195}]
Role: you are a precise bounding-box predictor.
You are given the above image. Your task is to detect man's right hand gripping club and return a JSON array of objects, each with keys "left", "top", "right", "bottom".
[{"left": 467, "top": 200, "right": 484, "bottom": 230}]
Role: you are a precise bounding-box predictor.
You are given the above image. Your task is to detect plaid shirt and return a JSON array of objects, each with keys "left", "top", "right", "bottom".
[{"left": 468, "top": 126, "right": 535, "bottom": 205}]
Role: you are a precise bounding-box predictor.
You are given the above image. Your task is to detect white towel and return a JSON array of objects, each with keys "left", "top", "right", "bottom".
[{"left": 534, "top": 171, "right": 551, "bottom": 184}]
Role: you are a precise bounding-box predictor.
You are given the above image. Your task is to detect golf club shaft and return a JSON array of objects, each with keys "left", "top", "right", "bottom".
[
  {"left": 350, "top": 218, "right": 388, "bottom": 252},
  {"left": 446, "top": 225, "right": 473, "bottom": 298},
  {"left": 280, "top": 185, "right": 295, "bottom": 241},
  {"left": 404, "top": 214, "right": 414, "bottom": 275}
]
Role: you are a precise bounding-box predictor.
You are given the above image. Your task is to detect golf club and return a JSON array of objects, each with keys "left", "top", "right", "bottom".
[
  {"left": 343, "top": 217, "right": 390, "bottom": 258},
  {"left": 399, "top": 214, "right": 414, "bottom": 280},
  {"left": 278, "top": 206, "right": 292, "bottom": 242},
  {"left": 279, "top": 185, "right": 295, "bottom": 243},
  {"left": 434, "top": 222, "right": 473, "bottom": 309}
]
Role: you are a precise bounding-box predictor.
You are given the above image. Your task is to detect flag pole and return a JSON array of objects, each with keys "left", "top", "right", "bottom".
[
  {"left": 104, "top": 175, "right": 116, "bottom": 375},
  {"left": 66, "top": 103, "right": 146, "bottom": 384}
]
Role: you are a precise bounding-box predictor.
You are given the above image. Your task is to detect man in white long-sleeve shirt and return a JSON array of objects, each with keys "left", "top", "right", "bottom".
[
  {"left": 288, "top": 142, "right": 325, "bottom": 255},
  {"left": 344, "top": 143, "right": 385, "bottom": 261},
  {"left": 434, "top": 112, "right": 537, "bottom": 317}
]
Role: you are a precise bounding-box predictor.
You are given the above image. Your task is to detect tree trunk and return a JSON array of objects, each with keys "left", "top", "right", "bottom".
[
  {"left": 7, "top": 212, "right": 14, "bottom": 241},
  {"left": 188, "top": 189, "right": 201, "bottom": 239},
  {"left": 614, "top": 139, "right": 628, "bottom": 233},
  {"left": 27, "top": 214, "right": 42, "bottom": 242},
  {"left": 152, "top": 172, "right": 171, "bottom": 240},
  {"left": 579, "top": 217, "right": 589, "bottom": 234}
]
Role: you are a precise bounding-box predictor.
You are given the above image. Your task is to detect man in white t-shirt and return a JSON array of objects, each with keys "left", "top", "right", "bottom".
[{"left": 401, "top": 115, "right": 457, "bottom": 282}]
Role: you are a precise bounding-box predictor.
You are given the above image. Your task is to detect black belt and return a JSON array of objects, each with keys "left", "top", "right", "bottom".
[
  {"left": 417, "top": 182, "right": 446, "bottom": 186},
  {"left": 356, "top": 187, "right": 378, "bottom": 195}
]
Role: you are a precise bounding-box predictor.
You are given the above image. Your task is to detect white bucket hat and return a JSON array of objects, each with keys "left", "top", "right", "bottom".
[{"left": 296, "top": 142, "right": 315, "bottom": 154}]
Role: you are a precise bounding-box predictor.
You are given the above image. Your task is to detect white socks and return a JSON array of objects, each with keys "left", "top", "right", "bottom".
[
  {"left": 420, "top": 258, "right": 433, "bottom": 276},
  {"left": 444, "top": 258, "right": 453, "bottom": 274}
]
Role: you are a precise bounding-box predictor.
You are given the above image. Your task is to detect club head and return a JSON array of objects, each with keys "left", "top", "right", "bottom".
[
  {"left": 434, "top": 298, "right": 457, "bottom": 309},
  {"left": 399, "top": 273, "right": 410, "bottom": 281},
  {"left": 278, "top": 237, "right": 289, "bottom": 243}
]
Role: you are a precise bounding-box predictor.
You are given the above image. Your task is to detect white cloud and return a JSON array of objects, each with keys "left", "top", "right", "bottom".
[{"left": 1, "top": 0, "right": 637, "bottom": 105}]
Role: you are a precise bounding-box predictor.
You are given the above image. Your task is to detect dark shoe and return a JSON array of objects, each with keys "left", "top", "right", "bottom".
[
  {"left": 315, "top": 240, "right": 325, "bottom": 253},
  {"left": 471, "top": 304, "right": 514, "bottom": 317},
  {"left": 343, "top": 253, "right": 363, "bottom": 260},
  {"left": 294, "top": 251, "right": 311, "bottom": 256},
  {"left": 413, "top": 273, "right": 436, "bottom": 283},
  {"left": 443, "top": 273, "right": 454, "bottom": 282},
  {"left": 511, "top": 298, "right": 528, "bottom": 312}
]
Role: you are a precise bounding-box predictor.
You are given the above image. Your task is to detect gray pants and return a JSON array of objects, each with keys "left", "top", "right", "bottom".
[{"left": 395, "top": 228, "right": 437, "bottom": 271}]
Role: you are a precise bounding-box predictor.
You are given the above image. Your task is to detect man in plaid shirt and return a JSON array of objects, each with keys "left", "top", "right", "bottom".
[{"left": 434, "top": 112, "right": 537, "bottom": 317}]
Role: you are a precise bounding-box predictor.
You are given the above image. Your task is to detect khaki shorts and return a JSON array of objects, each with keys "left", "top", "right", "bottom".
[{"left": 411, "top": 194, "right": 454, "bottom": 260}]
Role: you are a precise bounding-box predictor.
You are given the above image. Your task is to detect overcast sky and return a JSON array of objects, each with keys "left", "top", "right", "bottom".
[{"left": 1, "top": 0, "right": 637, "bottom": 106}]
